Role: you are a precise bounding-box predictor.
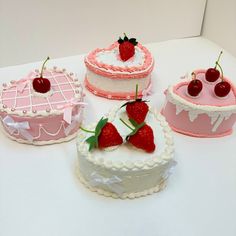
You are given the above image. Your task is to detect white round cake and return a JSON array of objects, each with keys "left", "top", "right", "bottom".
[{"left": 76, "top": 105, "right": 175, "bottom": 199}]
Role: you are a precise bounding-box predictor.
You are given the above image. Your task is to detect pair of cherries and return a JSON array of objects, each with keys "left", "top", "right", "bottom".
[{"left": 188, "top": 51, "right": 231, "bottom": 98}]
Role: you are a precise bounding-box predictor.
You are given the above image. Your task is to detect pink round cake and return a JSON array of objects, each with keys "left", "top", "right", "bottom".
[
  {"left": 162, "top": 69, "right": 236, "bottom": 137},
  {"left": 0, "top": 67, "right": 85, "bottom": 145},
  {"left": 84, "top": 37, "right": 154, "bottom": 100}
]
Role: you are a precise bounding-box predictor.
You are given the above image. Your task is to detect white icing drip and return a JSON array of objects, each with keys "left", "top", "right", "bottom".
[
  {"left": 166, "top": 86, "right": 236, "bottom": 132},
  {"left": 175, "top": 105, "right": 183, "bottom": 115},
  {"left": 212, "top": 115, "right": 225, "bottom": 132},
  {"left": 210, "top": 114, "right": 219, "bottom": 125},
  {"left": 188, "top": 110, "right": 199, "bottom": 122}
]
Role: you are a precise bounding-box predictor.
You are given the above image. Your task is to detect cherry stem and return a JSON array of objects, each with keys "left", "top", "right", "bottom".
[
  {"left": 80, "top": 126, "right": 95, "bottom": 133},
  {"left": 214, "top": 51, "right": 223, "bottom": 69},
  {"left": 135, "top": 84, "right": 138, "bottom": 100},
  {"left": 119, "top": 118, "right": 134, "bottom": 131},
  {"left": 215, "top": 61, "right": 224, "bottom": 81},
  {"left": 40, "top": 57, "right": 50, "bottom": 78},
  {"left": 191, "top": 72, "right": 196, "bottom": 81}
]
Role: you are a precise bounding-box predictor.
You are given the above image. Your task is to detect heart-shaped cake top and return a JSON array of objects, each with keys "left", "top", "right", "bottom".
[
  {"left": 0, "top": 68, "right": 83, "bottom": 116},
  {"left": 173, "top": 70, "right": 236, "bottom": 106},
  {"left": 85, "top": 42, "right": 154, "bottom": 79}
]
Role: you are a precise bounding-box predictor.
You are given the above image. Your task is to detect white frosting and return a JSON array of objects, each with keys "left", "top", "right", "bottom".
[
  {"left": 76, "top": 105, "right": 175, "bottom": 198},
  {"left": 166, "top": 86, "right": 236, "bottom": 132},
  {"left": 96, "top": 47, "right": 145, "bottom": 67},
  {"left": 86, "top": 69, "right": 150, "bottom": 93}
]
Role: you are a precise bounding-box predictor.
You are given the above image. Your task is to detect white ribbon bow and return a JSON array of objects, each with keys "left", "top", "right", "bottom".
[
  {"left": 142, "top": 82, "right": 153, "bottom": 98},
  {"left": 2, "top": 115, "right": 33, "bottom": 142},
  {"left": 89, "top": 172, "right": 124, "bottom": 196},
  {"left": 64, "top": 111, "right": 82, "bottom": 136}
]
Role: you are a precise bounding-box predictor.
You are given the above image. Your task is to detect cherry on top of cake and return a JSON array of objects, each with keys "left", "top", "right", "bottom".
[
  {"left": 32, "top": 57, "right": 51, "bottom": 93},
  {"left": 1, "top": 57, "right": 82, "bottom": 114},
  {"left": 175, "top": 52, "right": 236, "bottom": 106}
]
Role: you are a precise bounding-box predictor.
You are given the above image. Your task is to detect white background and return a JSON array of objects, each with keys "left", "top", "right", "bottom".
[
  {"left": 0, "top": 0, "right": 206, "bottom": 67},
  {"left": 0, "top": 37, "right": 236, "bottom": 236}
]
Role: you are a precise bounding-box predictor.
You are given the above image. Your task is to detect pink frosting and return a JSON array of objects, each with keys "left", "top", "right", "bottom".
[
  {"left": 174, "top": 69, "right": 236, "bottom": 106},
  {"left": 162, "top": 69, "right": 236, "bottom": 138},
  {"left": 1, "top": 70, "right": 81, "bottom": 112},
  {"left": 84, "top": 76, "right": 151, "bottom": 100},
  {"left": 0, "top": 69, "right": 84, "bottom": 144},
  {"left": 84, "top": 42, "right": 154, "bottom": 79}
]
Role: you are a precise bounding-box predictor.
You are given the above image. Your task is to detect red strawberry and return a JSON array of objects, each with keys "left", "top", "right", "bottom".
[
  {"left": 120, "top": 119, "right": 156, "bottom": 153},
  {"left": 81, "top": 117, "right": 123, "bottom": 151},
  {"left": 121, "top": 84, "right": 149, "bottom": 124},
  {"left": 98, "top": 122, "right": 123, "bottom": 149},
  {"left": 126, "top": 101, "right": 149, "bottom": 124},
  {"left": 118, "top": 33, "right": 138, "bottom": 61}
]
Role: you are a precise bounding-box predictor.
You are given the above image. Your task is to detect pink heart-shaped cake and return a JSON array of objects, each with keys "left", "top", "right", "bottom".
[
  {"left": 84, "top": 41, "right": 154, "bottom": 100},
  {"left": 0, "top": 67, "right": 85, "bottom": 145},
  {"left": 162, "top": 69, "right": 236, "bottom": 137}
]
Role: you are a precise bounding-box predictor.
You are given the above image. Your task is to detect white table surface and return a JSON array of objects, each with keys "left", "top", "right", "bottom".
[{"left": 0, "top": 37, "right": 236, "bottom": 236}]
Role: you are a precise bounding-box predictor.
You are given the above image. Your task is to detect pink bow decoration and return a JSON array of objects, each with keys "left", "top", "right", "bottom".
[
  {"left": 2, "top": 115, "right": 33, "bottom": 142},
  {"left": 16, "top": 80, "right": 29, "bottom": 93},
  {"left": 64, "top": 111, "right": 83, "bottom": 136},
  {"left": 57, "top": 99, "right": 87, "bottom": 124}
]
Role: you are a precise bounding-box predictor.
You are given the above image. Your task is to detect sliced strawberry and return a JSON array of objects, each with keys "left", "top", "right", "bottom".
[
  {"left": 81, "top": 117, "right": 123, "bottom": 151},
  {"left": 120, "top": 119, "right": 156, "bottom": 153},
  {"left": 118, "top": 33, "right": 138, "bottom": 61}
]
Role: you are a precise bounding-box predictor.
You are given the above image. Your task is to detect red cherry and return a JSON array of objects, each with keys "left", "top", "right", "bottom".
[
  {"left": 187, "top": 79, "right": 203, "bottom": 97},
  {"left": 32, "top": 57, "right": 51, "bottom": 93},
  {"left": 205, "top": 68, "right": 220, "bottom": 82},
  {"left": 214, "top": 81, "right": 231, "bottom": 97},
  {"left": 33, "top": 77, "right": 51, "bottom": 93}
]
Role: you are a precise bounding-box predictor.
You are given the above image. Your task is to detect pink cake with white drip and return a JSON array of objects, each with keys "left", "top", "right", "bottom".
[
  {"left": 0, "top": 58, "right": 85, "bottom": 145},
  {"left": 84, "top": 34, "right": 154, "bottom": 100},
  {"left": 162, "top": 69, "right": 236, "bottom": 137}
]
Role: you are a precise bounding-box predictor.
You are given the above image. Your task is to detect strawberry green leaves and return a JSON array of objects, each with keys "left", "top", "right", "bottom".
[{"left": 83, "top": 117, "right": 108, "bottom": 151}]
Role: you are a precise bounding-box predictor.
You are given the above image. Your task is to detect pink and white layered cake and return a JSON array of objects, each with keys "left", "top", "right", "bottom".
[
  {"left": 162, "top": 69, "right": 236, "bottom": 137},
  {"left": 84, "top": 34, "right": 154, "bottom": 100},
  {"left": 0, "top": 67, "right": 85, "bottom": 145}
]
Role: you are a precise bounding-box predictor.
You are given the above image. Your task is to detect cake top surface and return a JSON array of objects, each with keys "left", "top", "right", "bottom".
[
  {"left": 0, "top": 68, "right": 83, "bottom": 116},
  {"left": 174, "top": 70, "right": 236, "bottom": 106},
  {"left": 84, "top": 42, "right": 154, "bottom": 78},
  {"left": 77, "top": 106, "right": 174, "bottom": 170}
]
